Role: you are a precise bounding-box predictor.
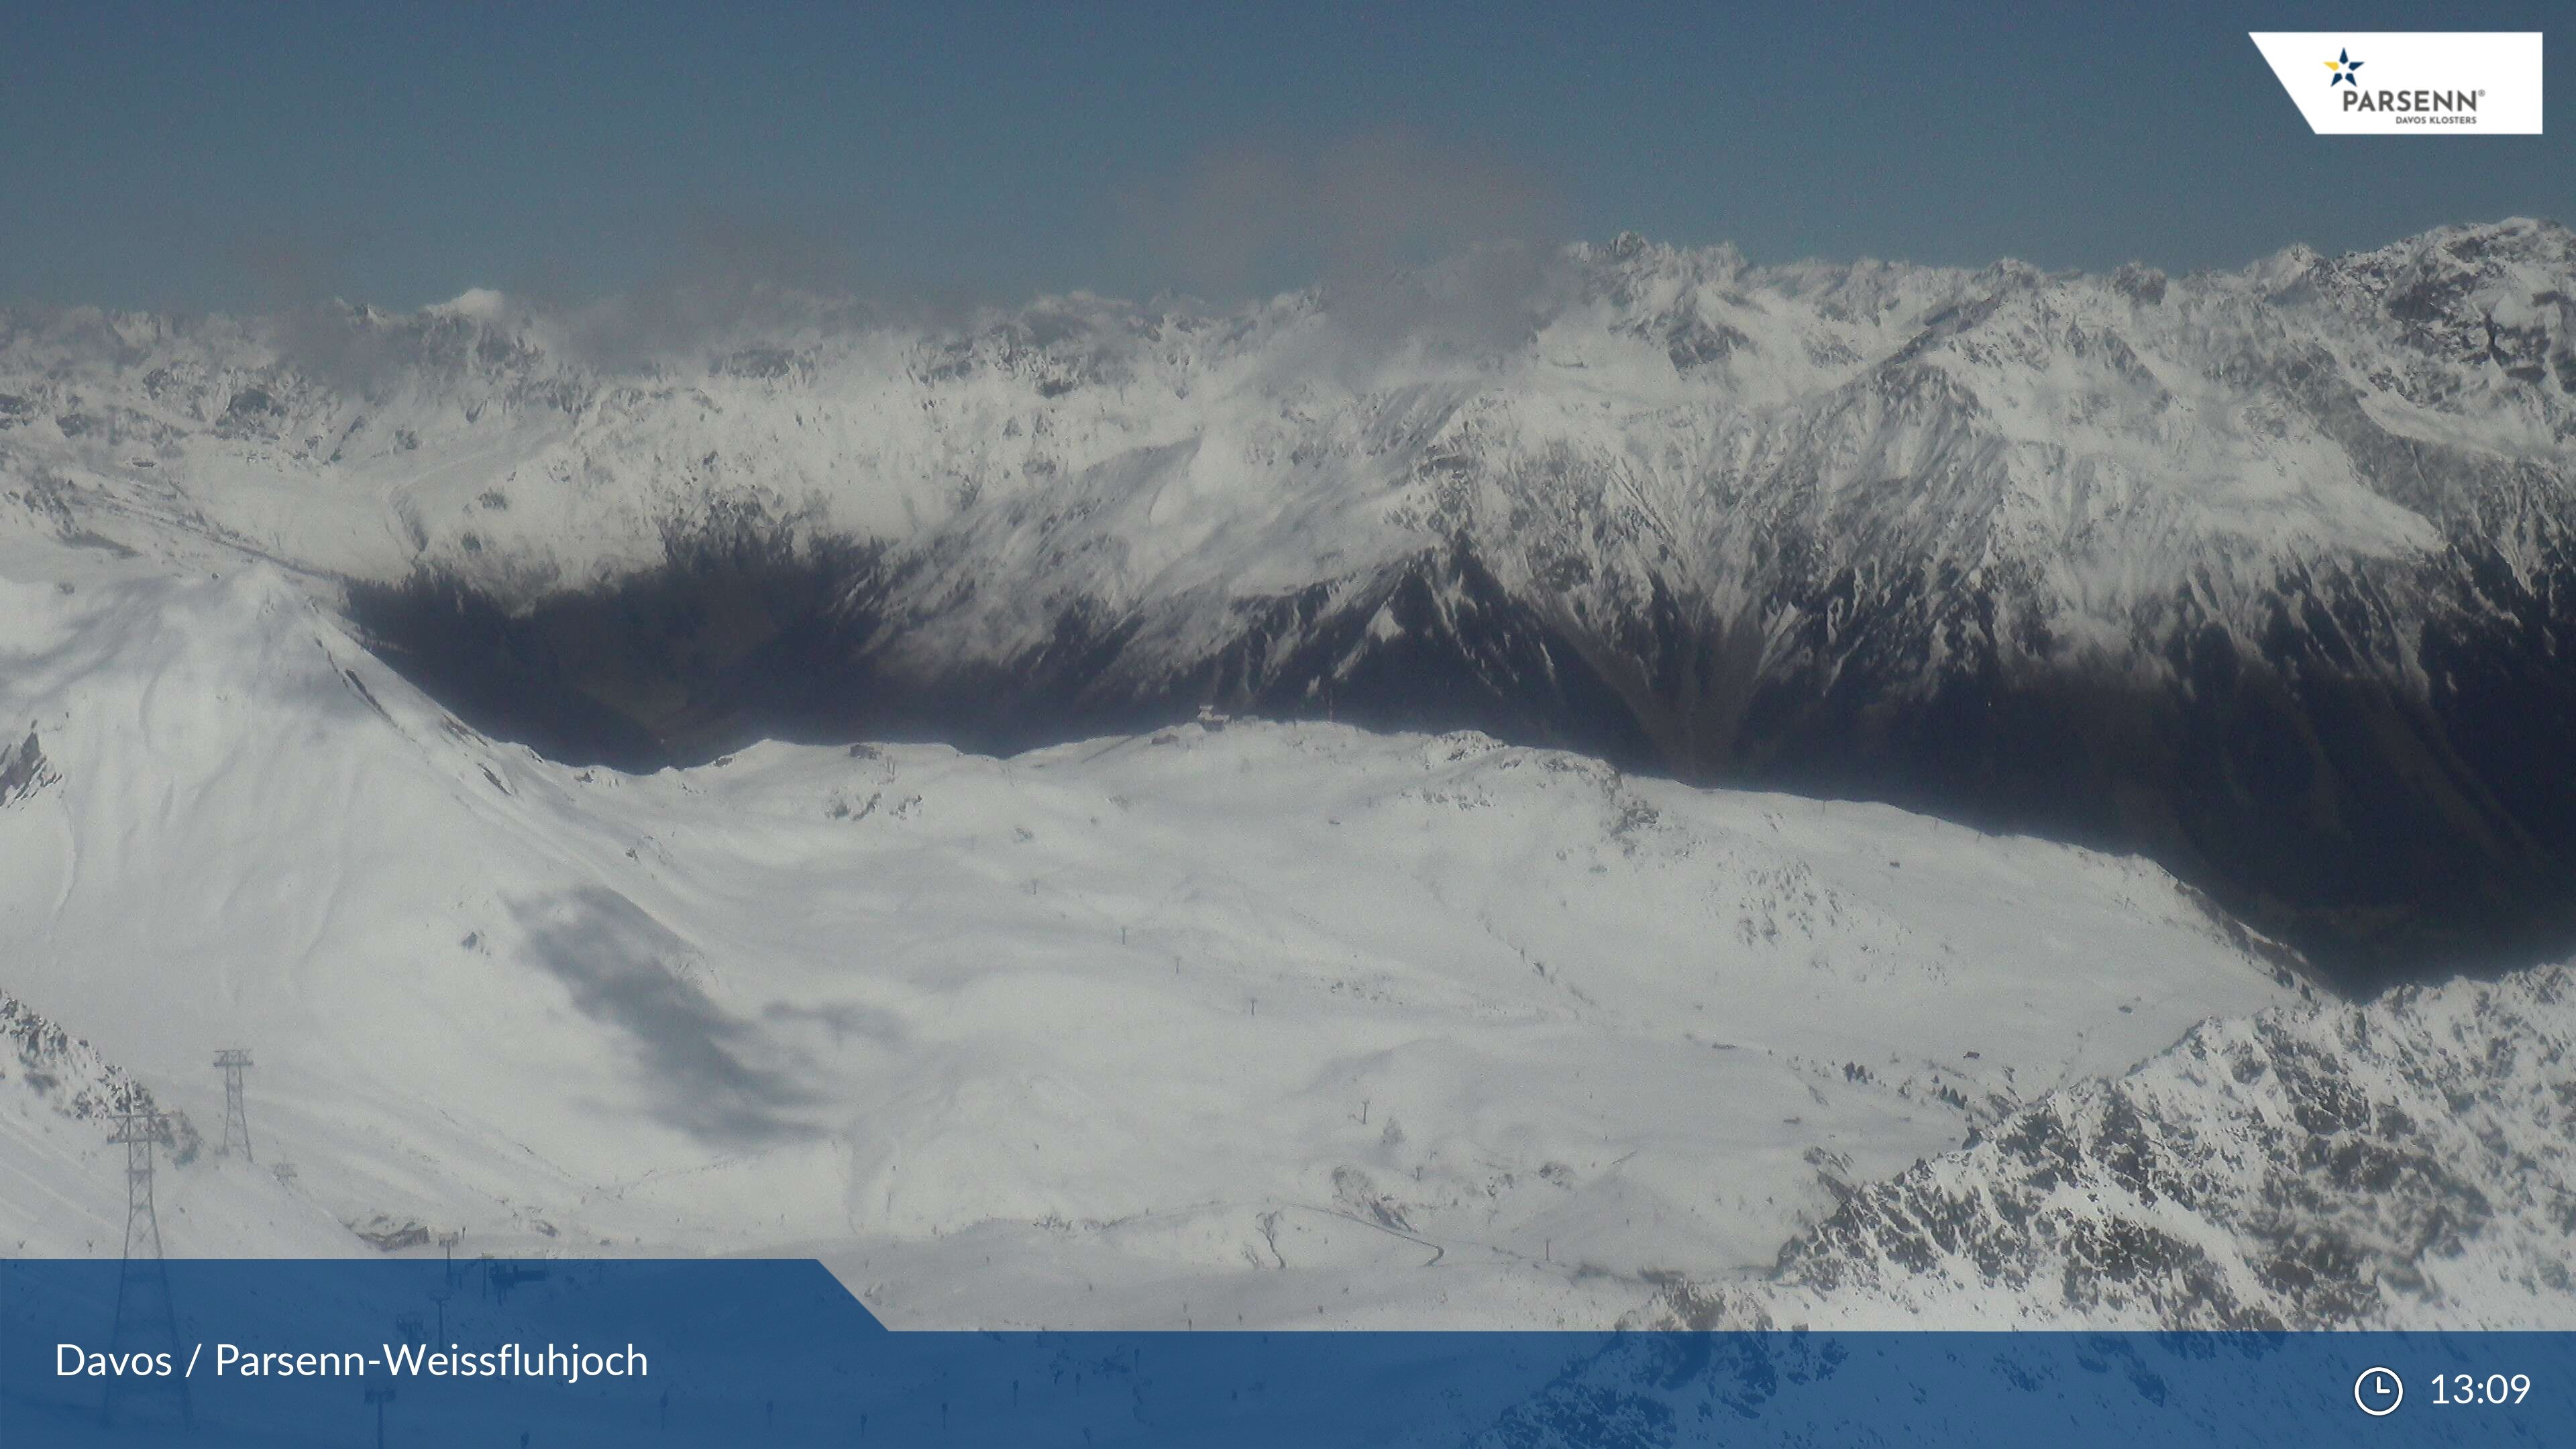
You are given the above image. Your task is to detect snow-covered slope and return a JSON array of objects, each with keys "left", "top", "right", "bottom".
[
  {"left": 1630, "top": 963, "right": 2574, "bottom": 1330},
  {"left": 5, "top": 220, "right": 2571, "bottom": 980},
  {"left": 1, "top": 988, "right": 352, "bottom": 1259},
  {"left": 0, "top": 538, "right": 2305, "bottom": 1328}
]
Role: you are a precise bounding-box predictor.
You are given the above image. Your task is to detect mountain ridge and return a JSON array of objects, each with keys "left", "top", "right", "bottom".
[
  {"left": 5, "top": 217, "right": 2573, "bottom": 984},
  {"left": 1626, "top": 961, "right": 2575, "bottom": 1331}
]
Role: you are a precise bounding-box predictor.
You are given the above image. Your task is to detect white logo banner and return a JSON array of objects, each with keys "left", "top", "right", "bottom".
[{"left": 2249, "top": 32, "right": 2542, "bottom": 134}]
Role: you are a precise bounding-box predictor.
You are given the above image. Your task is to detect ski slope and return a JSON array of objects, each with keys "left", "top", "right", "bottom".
[{"left": 0, "top": 536, "right": 2302, "bottom": 1328}]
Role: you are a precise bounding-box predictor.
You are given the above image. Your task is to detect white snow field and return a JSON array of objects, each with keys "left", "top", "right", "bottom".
[{"left": 0, "top": 536, "right": 2304, "bottom": 1329}]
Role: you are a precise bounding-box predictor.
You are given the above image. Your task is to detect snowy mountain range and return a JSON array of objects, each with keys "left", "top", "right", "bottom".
[
  {"left": 5, "top": 219, "right": 2573, "bottom": 985},
  {"left": 3, "top": 220, "right": 2572, "bottom": 1329}
]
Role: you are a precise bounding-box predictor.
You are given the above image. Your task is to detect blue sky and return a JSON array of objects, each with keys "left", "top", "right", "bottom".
[{"left": 1, "top": 2, "right": 2566, "bottom": 312}]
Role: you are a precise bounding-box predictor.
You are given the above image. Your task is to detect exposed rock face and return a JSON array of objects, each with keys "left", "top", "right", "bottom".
[
  {"left": 0, "top": 729, "right": 56, "bottom": 805},
  {"left": 1633, "top": 964, "right": 2574, "bottom": 1330},
  {"left": 2, "top": 989, "right": 197, "bottom": 1161}
]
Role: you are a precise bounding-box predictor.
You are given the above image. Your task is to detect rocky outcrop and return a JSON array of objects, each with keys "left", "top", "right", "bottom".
[
  {"left": 1, "top": 989, "right": 198, "bottom": 1160},
  {"left": 1635, "top": 965, "right": 2574, "bottom": 1330}
]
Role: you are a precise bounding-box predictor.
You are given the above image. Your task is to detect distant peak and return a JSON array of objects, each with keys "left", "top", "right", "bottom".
[{"left": 429, "top": 287, "right": 511, "bottom": 321}]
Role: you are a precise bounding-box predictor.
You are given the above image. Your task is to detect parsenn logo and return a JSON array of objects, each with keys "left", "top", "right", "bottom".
[
  {"left": 2249, "top": 33, "right": 2542, "bottom": 134},
  {"left": 2328, "top": 42, "right": 2479, "bottom": 118}
]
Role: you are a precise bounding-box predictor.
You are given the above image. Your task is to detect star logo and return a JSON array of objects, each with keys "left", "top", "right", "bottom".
[{"left": 2324, "top": 49, "right": 2364, "bottom": 86}]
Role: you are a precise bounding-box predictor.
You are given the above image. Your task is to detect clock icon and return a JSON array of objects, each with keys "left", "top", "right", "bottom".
[{"left": 2355, "top": 1366, "right": 2405, "bottom": 1417}]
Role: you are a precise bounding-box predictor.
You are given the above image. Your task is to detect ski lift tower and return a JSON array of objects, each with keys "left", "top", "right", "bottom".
[
  {"left": 104, "top": 1109, "right": 191, "bottom": 1429},
  {"left": 214, "top": 1049, "right": 255, "bottom": 1162},
  {"left": 108, "top": 1110, "right": 173, "bottom": 1263}
]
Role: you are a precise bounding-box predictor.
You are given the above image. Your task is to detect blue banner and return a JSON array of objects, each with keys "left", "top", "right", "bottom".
[{"left": 3, "top": 1259, "right": 2567, "bottom": 1446}]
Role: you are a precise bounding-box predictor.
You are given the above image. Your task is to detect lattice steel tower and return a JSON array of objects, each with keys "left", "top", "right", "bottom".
[
  {"left": 109, "top": 1110, "right": 171, "bottom": 1267},
  {"left": 104, "top": 1109, "right": 191, "bottom": 1429},
  {"left": 215, "top": 1048, "right": 254, "bottom": 1162}
]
